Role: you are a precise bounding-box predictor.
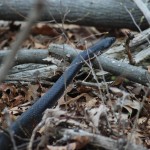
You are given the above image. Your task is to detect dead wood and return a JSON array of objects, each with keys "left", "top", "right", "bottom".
[
  {"left": 0, "top": 46, "right": 148, "bottom": 86},
  {"left": 0, "top": 27, "right": 149, "bottom": 85},
  {"left": 59, "top": 128, "right": 148, "bottom": 150},
  {"left": 0, "top": 49, "right": 49, "bottom": 65},
  {"left": 48, "top": 44, "right": 150, "bottom": 86},
  {"left": 0, "top": 0, "right": 149, "bottom": 30},
  {"left": 6, "top": 64, "right": 56, "bottom": 85}
]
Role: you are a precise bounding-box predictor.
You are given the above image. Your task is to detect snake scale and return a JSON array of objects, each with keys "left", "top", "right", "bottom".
[{"left": 0, "top": 37, "right": 115, "bottom": 149}]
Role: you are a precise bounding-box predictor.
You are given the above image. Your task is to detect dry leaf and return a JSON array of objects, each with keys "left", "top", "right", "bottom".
[
  {"left": 25, "top": 84, "right": 40, "bottom": 101},
  {"left": 34, "top": 42, "right": 46, "bottom": 49},
  {"left": 85, "top": 98, "right": 97, "bottom": 108},
  {"left": 111, "top": 76, "right": 125, "bottom": 86},
  {"left": 31, "top": 24, "right": 59, "bottom": 36},
  {"left": 9, "top": 101, "right": 32, "bottom": 115},
  {"left": 86, "top": 104, "right": 108, "bottom": 127},
  {"left": 10, "top": 95, "right": 25, "bottom": 107},
  {"left": 123, "top": 99, "right": 141, "bottom": 111},
  {"left": 73, "top": 136, "right": 90, "bottom": 149}
]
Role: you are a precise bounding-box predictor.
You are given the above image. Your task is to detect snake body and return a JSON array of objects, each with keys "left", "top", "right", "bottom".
[{"left": 0, "top": 37, "right": 115, "bottom": 149}]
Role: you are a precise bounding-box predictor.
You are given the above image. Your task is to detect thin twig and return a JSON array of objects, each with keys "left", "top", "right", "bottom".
[
  {"left": 28, "top": 120, "right": 45, "bottom": 150},
  {"left": 76, "top": 81, "right": 112, "bottom": 88},
  {"left": 125, "top": 33, "right": 135, "bottom": 65},
  {"left": 2, "top": 108, "right": 17, "bottom": 150},
  {"left": 125, "top": 86, "right": 149, "bottom": 150},
  {"left": 133, "top": 0, "right": 150, "bottom": 25},
  {"left": 124, "top": 5, "right": 150, "bottom": 44}
]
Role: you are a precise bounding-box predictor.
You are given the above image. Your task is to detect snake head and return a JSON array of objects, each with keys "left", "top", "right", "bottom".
[{"left": 102, "top": 37, "right": 116, "bottom": 49}]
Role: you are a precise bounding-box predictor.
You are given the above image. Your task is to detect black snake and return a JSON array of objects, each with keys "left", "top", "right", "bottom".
[{"left": 0, "top": 37, "right": 115, "bottom": 149}]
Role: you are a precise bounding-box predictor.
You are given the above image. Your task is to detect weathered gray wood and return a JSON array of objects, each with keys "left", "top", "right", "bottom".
[
  {"left": 59, "top": 129, "right": 147, "bottom": 150},
  {"left": 105, "top": 28, "right": 150, "bottom": 63},
  {"left": 0, "top": 49, "right": 49, "bottom": 65},
  {"left": 48, "top": 44, "right": 150, "bottom": 86},
  {"left": 0, "top": 0, "right": 149, "bottom": 29},
  {"left": 6, "top": 63, "right": 56, "bottom": 85},
  {"left": 0, "top": 28, "right": 150, "bottom": 65}
]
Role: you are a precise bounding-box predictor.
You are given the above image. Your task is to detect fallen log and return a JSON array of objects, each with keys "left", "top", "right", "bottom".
[
  {"left": 0, "top": 0, "right": 149, "bottom": 30},
  {"left": 0, "top": 45, "right": 148, "bottom": 86},
  {"left": 0, "top": 49, "right": 49, "bottom": 65}
]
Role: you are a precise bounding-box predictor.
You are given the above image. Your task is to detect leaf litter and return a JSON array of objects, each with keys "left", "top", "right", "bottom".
[{"left": 0, "top": 21, "right": 149, "bottom": 149}]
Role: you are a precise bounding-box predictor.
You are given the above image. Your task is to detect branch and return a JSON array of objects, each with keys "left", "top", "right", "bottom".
[
  {"left": 133, "top": 0, "right": 150, "bottom": 25},
  {"left": 0, "top": 0, "right": 149, "bottom": 30},
  {"left": 48, "top": 44, "right": 150, "bottom": 86},
  {"left": 59, "top": 128, "right": 147, "bottom": 150},
  {"left": 0, "top": 49, "right": 49, "bottom": 65}
]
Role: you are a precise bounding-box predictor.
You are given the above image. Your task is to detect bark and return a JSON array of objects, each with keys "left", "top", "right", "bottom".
[
  {"left": 59, "top": 129, "right": 148, "bottom": 150},
  {"left": 104, "top": 27, "right": 150, "bottom": 64},
  {"left": 0, "top": 28, "right": 150, "bottom": 66},
  {"left": 6, "top": 63, "right": 55, "bottom": 86},
  {"left": 0, "top": 46, "right": 148, "bottom": 86},
  {"left": 0, "top": 0, "right": 149, "bottom": 30},
  {"left": 0, "top": 49, "right": 49, "bottom": 65},
  {"left": 0, "top": 26, "right": 149, "bottom": 86},
  {"left": 48, "top": 44, "right": 150, "bottom": 86}
]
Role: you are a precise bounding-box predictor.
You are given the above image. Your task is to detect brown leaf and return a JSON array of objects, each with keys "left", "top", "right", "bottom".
[
  {"left": 119, "top": 28, "right": 131, "bottom": 37},
  {"left": 10, "top": 95, "right": 25, "bottom": 107},
  {"left": 73, "top": 136, "right": 90, "bottom": 149},
  {"left": 85, "top": 98, "right": 97, "bottom": 108},
  {"left": 1, "top": 92, "right": 10, "bottom": 105},
  {"left": 34, "top": 42, "right": 46, "bottom": 49},
  {"left": 111, "top": 76, "right": 125, "bottom": 86},
  {"left": 25, "top": 84, "right": 40, "bottom": 101},
  {"left": 0, "top": 101, "right": 6, "bottom": 113},
  {"left": 58, "top": 84, "right": 74, "bottom": 106},
  {"left": 31, "top": 24, "right": 59, "bottom": 36},
  {"left": 9, "top": 101, "right": 32, "bottom": 116}
]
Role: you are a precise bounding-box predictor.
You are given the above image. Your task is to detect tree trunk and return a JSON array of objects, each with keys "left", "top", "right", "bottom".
[{"left": 0, "top": 0, "right": 149, "bottom": 30}]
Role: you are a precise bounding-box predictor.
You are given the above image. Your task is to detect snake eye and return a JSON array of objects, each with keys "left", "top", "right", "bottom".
[{"left": 111, "top": 37, "right": 116, "bottom": 43}]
